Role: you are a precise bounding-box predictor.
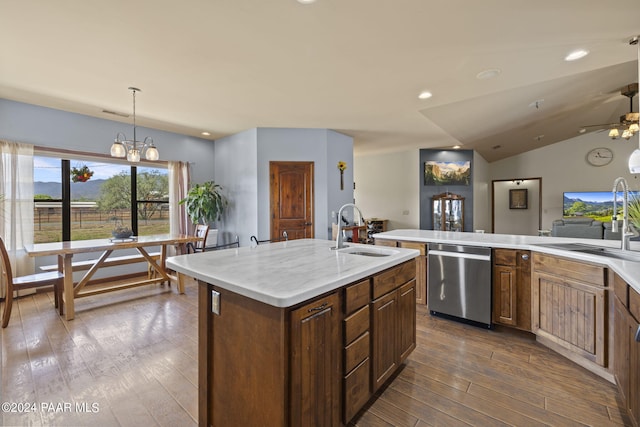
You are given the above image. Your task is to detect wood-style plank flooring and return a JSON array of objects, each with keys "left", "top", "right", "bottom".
[{"left": 1, "top": 278, "right": 631, "bottom": 426}]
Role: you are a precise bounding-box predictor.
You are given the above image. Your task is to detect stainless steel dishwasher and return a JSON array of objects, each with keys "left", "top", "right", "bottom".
[{"left": 427, "top": 243, "right": 492, "bottom": 328}]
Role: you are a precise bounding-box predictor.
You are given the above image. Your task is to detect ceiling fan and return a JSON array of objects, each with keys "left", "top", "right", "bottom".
[{"left": 582, "top": 83, "right": 639, "bottom": 140}]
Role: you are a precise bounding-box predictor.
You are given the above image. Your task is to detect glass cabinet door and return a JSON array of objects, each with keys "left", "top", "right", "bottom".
[{"left": 432, "top": 192, "right": 464, "bottom": 231}]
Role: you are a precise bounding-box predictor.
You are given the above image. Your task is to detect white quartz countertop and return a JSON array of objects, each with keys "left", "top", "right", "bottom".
[
  {"left": 374, "top": 229, "right": 640, "bottom": 293},
  {"left": 166, "top": 238, "right": 419, "bottom": 308}
]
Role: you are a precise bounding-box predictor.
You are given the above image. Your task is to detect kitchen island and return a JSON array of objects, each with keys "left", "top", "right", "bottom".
[{"left": 166, "top": 238, "right": 419, "bottom": 426}]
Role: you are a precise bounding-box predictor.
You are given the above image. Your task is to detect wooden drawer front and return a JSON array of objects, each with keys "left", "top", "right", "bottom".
[
  {"left": 374, "top": 239, "right": 397, "bottom": 248},
  {"left": 373, "top": 259, "right": 416, "bottom": 299},
  {"left": 345, "top": 279, "right": 370, "bottom": 314},
  {"left": 630, "top": 286, "right": 640, "bottom": 322},
  {"left": 613, "top": 272, "right": 629, "bottom": 308},
  {"left": 398, "top": 241, "right": 426, "bottom": 256},
  {"left": 533, "top": 252, "right": 606, "bottom": 287},
  {"left": 344, "top": 331, "right": 369, "bottom": 373},
  {"left": 344, "top": 305, "right": 369, "bottom": 344},
  {"left": 343, "top": 358, "right": 371, "bottom": 423},
  {"left": 494, "top": 249, "right": 516, "bottom": 266}
]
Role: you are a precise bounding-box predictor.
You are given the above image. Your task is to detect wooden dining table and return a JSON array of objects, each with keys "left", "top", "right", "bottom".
[{"left": 24, "top": 234, "right": 200, "bottom": 320}]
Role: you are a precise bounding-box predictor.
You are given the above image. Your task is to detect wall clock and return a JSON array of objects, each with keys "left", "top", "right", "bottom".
[{"left": 586, "top": 147, "right": 613, "bottom": 167}]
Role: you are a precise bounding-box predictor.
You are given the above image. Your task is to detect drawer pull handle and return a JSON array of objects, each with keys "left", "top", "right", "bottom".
[
  {"left": 636, "top": 324, "right": 640, "bottom": 343},
  {"left": 308, "top": 302, "right": 328, "bottom": 313}
]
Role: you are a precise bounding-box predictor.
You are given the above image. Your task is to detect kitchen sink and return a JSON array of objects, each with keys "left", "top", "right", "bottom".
[
  {"left": 534, "top": 243, "right": 640, "bottom": 262},
  {"left": 336, "top": 246, "right": 397, "bottom": 257}
]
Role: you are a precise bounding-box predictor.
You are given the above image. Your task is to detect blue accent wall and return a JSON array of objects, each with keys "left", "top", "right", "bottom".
[{"left": 419, "top": 149, "right": 474, "bottom": 231}]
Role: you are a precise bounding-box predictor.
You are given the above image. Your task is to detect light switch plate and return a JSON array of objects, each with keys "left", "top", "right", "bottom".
[{"left": 211, "top": 289, "right": 220, "bottom": 315}]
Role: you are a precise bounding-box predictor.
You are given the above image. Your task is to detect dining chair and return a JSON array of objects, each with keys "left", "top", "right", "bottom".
[
  {"left": 1, "top": 237, "right": 64, "bottom": 328},
  {"left": 186, "top": 224, "right": 210, "bottom": 254},
  {"left": 250, "top": 231, "right": 289, "bottom": 245}
]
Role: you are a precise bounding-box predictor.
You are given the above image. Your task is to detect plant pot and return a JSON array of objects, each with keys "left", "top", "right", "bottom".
[{"left": 112, "top": 230, "right": 133, "bottom": 239}]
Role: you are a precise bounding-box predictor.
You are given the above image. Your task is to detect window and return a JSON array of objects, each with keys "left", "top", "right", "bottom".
[{"left": 34, "top": 154, "right": 169, "bottom": 243}]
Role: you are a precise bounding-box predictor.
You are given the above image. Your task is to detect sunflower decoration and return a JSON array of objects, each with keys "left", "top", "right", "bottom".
[
  {"left": 71, "top": 165, "right": 94, "bottom": 183},
  {"left": 337, "top": 161, "right": 347, "bottom": 190}
]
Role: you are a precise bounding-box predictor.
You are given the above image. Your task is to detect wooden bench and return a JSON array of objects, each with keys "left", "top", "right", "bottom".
[{"left": 40, "top": 252, "right": 162, "bottom": 273}]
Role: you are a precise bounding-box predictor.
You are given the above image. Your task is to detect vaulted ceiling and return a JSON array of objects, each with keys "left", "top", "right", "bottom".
[{"left": 1, "top": 1, "right": 639, "bottom": 162}]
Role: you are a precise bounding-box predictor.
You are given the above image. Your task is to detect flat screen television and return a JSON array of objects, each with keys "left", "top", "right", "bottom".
[{"left": 563, "top": 191, "right": 640, "bottom": 220}]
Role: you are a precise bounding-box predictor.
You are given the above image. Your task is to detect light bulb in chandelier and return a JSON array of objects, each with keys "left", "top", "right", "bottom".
[
  {"left": 109, "top": 87, "right": 160, "bottom": 162},
  {"left": 609, "top": 128, "right": 620, "bottom": 139}
]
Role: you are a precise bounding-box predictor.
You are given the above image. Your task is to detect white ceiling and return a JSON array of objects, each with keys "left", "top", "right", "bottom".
[{"left": 1, "top": 1, "right": 639, "bottom": 162}]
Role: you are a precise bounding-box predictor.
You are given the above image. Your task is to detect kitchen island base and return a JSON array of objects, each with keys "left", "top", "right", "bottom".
[{"left": 197, "top": 259, "right": 417, "bottom": 426}]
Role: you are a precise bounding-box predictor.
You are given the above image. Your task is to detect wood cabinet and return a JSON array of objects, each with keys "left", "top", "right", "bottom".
[
  {"left": 375, "top": 239, "right": 427, "bottom": 305},
  {"left": 290, "top": 292, "right": 341, "bottom": 426},
  {"left": 198, "top": 259, "right": 417, "bottom": 426},
  {"left": 532, "top": 252, "right": 611, "bottom": 381},
  {"left": 371, "top": 260, "right": 417, "bottom": 392},
  {"left": 492, "top": 249, "right": 531, "bottom": 331},
  {"left": 343, "top": 280, "right": 371, "bottom": 423},
  {"left": 613, "top": 273, "right": 640, "bottom": 426}
]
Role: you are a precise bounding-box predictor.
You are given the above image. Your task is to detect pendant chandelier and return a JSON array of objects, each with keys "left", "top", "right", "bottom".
[{"left": 110, "top": 87, "right": 159, "bottom": 162}]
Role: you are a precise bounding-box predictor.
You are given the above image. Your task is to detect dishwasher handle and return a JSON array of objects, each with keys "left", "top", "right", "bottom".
[{"left": 428, "top": 249, "right": 491, "bottom": 262}]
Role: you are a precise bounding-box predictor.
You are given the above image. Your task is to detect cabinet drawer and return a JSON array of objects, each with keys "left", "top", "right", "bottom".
[
  {"left": 613, "top": 273, "right": 628, "bottom": 307},
  {"left": 630, "top": 286, "right": 640, "bottom": 322},
  {"left": 343, "top": 358, "right": 371, "bottom": 423},
  {"left": 345, "top": 279, "right": 370, "bottom": 314},
  {"left": 373, "top": 259, "right": 416, "bottom": 299},
  {"left": 344, "top": 305, "right": 369, "bottom": 344},
  {"left": 398, "top": 241, "right": 426, "bottom": 256},
  {"left": 344, "top": 331, "right": 369, "bottom": 373},
  {"left": 532, "top": 252, "right": 606, "bottom": 287},
  {"left": 493, "top": 249, "right": 516, "bottom": 266}
]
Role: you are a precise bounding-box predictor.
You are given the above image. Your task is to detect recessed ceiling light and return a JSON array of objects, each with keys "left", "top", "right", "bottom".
[
  {"left": 418, "top": 91, "right": 433, "bottom": 100},
  {"left": 297, "top": 0, "right": 316, "bottom": 4},
  {"left": 201, "top": 131, "right": 211, "bottom": 136},
  {"left": 579, "top": 128, "right": 587, "bottom": 134},
  {"left": 564, "top": 49, "right": 589, "bottom": 62},
  {"left": 476, "top": 68, "right": 501, "bottom": 80},
  {"left": 452, "top": 145, "right": 462, "bottom": 150}
]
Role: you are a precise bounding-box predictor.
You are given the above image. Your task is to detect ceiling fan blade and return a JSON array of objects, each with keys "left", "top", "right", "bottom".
[{"left": 580, "top": 123, "right": 620, "bottom": 129}]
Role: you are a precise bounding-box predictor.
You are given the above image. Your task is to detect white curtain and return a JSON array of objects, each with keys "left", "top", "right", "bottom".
[
  {"left": 0, "top": 140, "right": 34, "bottom": 298},
  {"left": 168, "top": 161, "right": 191, "bottom": 254}
]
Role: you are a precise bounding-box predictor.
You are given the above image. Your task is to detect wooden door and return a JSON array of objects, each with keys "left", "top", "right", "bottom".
[
  {"left": 371, "top": 290, "right": 398, "bottom": 391},
  {"left": 290, "top": 292, "right": 341, "bottom": 427},
  {"left": 270, "top": 161, "right": 314, "bottom": 241},
  {"left": 397, "top": 280, "right": 416, "bottom": 363}
]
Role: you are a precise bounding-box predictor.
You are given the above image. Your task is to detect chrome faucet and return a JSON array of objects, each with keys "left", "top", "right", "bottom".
[
  {"left": 612, "top": 177, "right": 638, "bottom": 251},
  {"left": 334, "top": 203, "right": 364, "bottom": 249}
]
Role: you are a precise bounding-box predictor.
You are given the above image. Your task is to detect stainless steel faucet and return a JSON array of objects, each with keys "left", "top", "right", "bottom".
[
  {"left": 612, "top": 177, "right": 638, "bottom": 251},
  {"left": 334, "top": 203, "right": 364, "bottom": 249}
]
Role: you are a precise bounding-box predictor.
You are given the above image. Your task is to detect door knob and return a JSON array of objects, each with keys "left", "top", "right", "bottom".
[{"left": 521, "top": 254, "right": 530, "bottom": 260}]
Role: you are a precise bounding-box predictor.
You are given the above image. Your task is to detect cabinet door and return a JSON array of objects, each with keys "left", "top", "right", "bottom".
[
  {"left": 290, "top": 292, "right": 341, "bottom": 427},
  {"left": 493, "top": 264, "right": 516, "bottom": 326},
  {"left": 630, "top": 319, "right": 640, "bottom": 426},
  {"left": 398, "top": 280, "right": 416, "bottom": 362},
  {"left": 533, "top": 272, "right": 606, "bottom": 366},
  {"left": 515, "top": 251, "right": 532, "bottom": 331},
  {"left": 614, "top": 296, "right": 631, "bottom": 404},
  {"left": 371, "top": 290, "right": 398, "bottom": 391}
]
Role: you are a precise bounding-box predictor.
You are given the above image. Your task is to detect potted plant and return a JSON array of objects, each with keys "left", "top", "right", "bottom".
[{"left": 179, "top": 181, "right": 228, "bottom": 247}]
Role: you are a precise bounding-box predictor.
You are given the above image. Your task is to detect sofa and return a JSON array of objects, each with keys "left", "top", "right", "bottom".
[{"left": 550, "top": 218, "right": 604, "bottom": 239}]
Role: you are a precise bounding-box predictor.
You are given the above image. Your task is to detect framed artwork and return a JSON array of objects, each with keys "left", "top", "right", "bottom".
[
  {"left": 424, "top": 161, "right": 471, "bottom": 185},
  {"left": 509, "top": 188, "right": 528, "bottom": 209}
]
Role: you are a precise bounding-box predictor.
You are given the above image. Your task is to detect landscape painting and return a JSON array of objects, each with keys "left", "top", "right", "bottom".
[
  {"left": 424, "top": 161, "right": 471, "bottom": 186},
  {"left": 563, "top": 191, "right": 640, "bottom": 222}
]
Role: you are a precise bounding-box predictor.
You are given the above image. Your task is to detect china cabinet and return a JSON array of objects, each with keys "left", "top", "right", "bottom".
[{"left": 432, "top": 192, "right": 464, "bottom": 231}]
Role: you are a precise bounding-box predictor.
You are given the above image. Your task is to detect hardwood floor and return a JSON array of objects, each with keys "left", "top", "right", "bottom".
[{"left": 1, "top": 279, "right": 631, "bottom": 426}]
